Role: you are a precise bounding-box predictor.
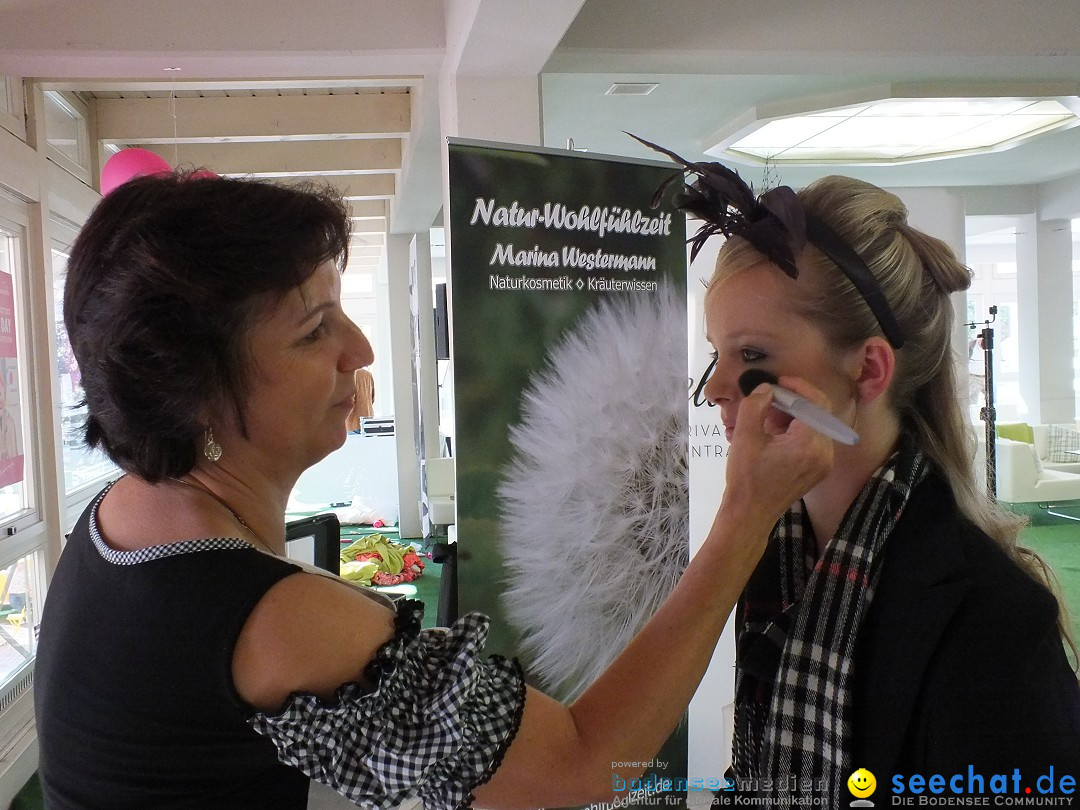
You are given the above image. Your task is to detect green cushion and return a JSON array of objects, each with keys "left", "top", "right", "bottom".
[{"left": 996, "top": 422, "right": 1034, "bottom": 444}]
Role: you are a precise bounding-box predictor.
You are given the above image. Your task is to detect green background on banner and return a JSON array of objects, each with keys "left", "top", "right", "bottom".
[{"left": 448, "top": 140, "right": 691, "bottom": 806}]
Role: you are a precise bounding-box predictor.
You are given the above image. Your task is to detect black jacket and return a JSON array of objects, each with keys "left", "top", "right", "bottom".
[{"left": 852, "top": 477, "right": 1080, "bottom": 783}]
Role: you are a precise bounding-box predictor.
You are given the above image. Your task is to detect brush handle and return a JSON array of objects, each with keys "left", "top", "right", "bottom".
[{"left": 737, "top": 370, "right": 860, "bottom": 446}]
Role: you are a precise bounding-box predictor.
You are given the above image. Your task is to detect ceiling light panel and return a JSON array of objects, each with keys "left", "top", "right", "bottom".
[{"left": 710, "top": 94, "right": 1080, "bottom": 165}]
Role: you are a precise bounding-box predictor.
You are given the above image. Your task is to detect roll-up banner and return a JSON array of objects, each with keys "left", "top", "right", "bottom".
[{"left": 447, "top": 138, "right": 732, "bottom": 806}]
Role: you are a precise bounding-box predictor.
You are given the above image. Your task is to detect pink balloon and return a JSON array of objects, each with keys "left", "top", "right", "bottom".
[
  {"left": 100, "top": 148, "right": 172, "bottom": 195},
  {"left": 187, "top": 169, "right": 219, "bottom": 181}
]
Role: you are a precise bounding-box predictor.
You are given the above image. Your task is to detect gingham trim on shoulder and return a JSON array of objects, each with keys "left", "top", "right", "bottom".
[
  {"left": 251, "top": 601, "right": 527, "bottom": 810},
  {"left": 87, "top": 483, "right": 256, "bottom": 567}
]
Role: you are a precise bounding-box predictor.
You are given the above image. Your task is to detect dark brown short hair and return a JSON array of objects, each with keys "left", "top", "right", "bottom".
[{"left": 64, "top": 173, "right": 351, "bottom": 482}]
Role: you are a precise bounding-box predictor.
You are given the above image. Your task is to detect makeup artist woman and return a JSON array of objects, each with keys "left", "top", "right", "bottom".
[{"left": 34, "top": 173, "right": 832, "bottom": 809}]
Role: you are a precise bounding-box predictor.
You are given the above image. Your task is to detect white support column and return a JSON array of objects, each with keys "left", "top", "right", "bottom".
[
  {"left": 373, "top": 252, "right": 393, "bottom": 417},
  {"left": 437, "top": 71, "right": 543, "bottom": 287},
  {"left": 1037, "top": 218, "right": 1075, "bottom": 423},
  {"left": 385, "top": 233, "right": 422, "bottom": 539},
  {"left": 1017, "top": 213, "right": 1041, "bottom": 423},
  {"left": 409, "top": 231, "right": 441, "bottom": 462},
  {"left": 435, "top": 73, "right": 542, "bottom": 446},
  {"left": 893, "top": 186, "right": 971, "bottom": 374},
  {"left": 1017, "top": 217, "right": 1075, "bottom": 424}
]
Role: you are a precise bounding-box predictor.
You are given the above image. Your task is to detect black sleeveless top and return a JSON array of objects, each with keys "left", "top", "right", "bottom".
[{"left": 35, "top": 487, "right": 309, "bottom": 809}]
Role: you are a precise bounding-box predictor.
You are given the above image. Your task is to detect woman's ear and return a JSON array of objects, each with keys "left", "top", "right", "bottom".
[{"left": 851, "top": 336, "right": 895, "bottom": 406}]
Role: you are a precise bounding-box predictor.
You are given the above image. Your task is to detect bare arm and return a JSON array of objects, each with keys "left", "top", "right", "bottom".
[
  {"left": 234, "top": 381, "right": 832, "bottom": 809},
  {"left": 473, "top": 379, "right": 834, "bottom": 809}
]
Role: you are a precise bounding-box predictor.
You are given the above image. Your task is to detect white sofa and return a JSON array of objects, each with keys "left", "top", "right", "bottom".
[
  {"left": 1031, "top": 422, "right": 1080, "bottom": 474},
  {"left": 994, "top": 437, "right": 1080, "bottom": 505}
]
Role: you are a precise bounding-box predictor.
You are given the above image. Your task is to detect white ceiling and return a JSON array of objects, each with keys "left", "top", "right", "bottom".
[
  {"left": 3, "top": 0, "right": 1080, "bottom": 235},
  {"left": 543, "top": 0, "right": 1080, "bottom": 192}
]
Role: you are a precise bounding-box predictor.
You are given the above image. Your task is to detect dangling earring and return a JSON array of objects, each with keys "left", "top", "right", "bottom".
[{"left": 203, "top": 427, "right": 223, "bottom": 462}]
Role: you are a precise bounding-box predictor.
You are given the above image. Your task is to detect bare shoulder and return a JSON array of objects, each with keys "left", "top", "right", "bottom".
[{"left": 233, "top": 571, "right": 398, "bottom": 712}]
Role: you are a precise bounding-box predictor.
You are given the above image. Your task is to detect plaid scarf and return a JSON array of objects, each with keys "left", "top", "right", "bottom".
[{"left": 731, "top": 435, "right": 929, "bottom": 803}]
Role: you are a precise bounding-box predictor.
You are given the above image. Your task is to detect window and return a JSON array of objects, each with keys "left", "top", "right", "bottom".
[
  {"left": 0, "top": 201, "right": 45, "bottom": 752},
  {"left": 0, "top": 223, "right": 32, "bottom": 524},
  {"left": 0, "top": 77, "right": 24, "bottom": 140},
  {"left": 42, "top": 91, "right": 91, "bottom": 184},
  {"left": 966, "top": 217, "right": 1020, "bottom": 422},
  {"left": 51, "top": 218, "right": 115, "bottom": 497},
  {"left": 0, "top": 549, "right": 43, "bottom": 692},
  {"left": 1074, "top": 218, "right": 1080, "bottom": 419}
]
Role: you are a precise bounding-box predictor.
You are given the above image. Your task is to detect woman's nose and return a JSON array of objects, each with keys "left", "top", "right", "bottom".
[
  {"left": 701, "top": 357, "right": 734, "bottom": 406},
  {"left": 343, "top": 321, "right": 375, "bottom": 371}
]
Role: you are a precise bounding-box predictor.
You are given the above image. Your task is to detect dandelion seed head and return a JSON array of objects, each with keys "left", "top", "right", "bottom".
[{"left": 497, "top": 281, "right": 689, "bottom": 700}]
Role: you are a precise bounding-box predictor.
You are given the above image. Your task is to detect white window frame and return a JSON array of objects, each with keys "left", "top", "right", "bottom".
[
  {"left": 0, "top": 78, "right": 25, "bottom": 142},
  {"left": 42, "top": 91, "right": 92, "bottom": 186},
  {"left": 0, "top": 199, "right": 42, "bottom": 536},
  {"left": 0, "top": 195, "right": 48, "bottom": 781},
  {"left": 49, "top": 214, "right": 118, "bottom": 508}
]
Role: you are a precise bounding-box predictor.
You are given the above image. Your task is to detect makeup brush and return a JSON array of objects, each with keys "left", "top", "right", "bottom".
[{"left": 737, "top": 369, "right": 859, "bottom": 445}]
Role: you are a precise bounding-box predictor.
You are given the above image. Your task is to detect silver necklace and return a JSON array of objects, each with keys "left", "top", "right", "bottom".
[{"left": 169, "top": 478, "right": 278, "bottom": 556}]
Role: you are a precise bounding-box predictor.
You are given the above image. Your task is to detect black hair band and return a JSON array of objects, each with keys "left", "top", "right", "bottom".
[{"left": 805, "top": 215, "right": 906, "bottom": 349}]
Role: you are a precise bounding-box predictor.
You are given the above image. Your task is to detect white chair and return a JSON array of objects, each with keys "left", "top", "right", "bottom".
[
  {"left": 994, "top": 438, "right": 1080, "bottom": 518},
  {"left": 420, "top": 456, "right": 458, "bottom": 625},
  {"left": 420, "top": 457, "right": 456, "bottom": 532}
]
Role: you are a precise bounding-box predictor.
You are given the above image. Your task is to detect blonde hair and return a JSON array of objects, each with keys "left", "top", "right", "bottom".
[
  {"left": 709, "top": 175, "right": 1076, "bottom": 664},
  {"left": 345, "top": 368, "right": 375, "bottom": 432}
]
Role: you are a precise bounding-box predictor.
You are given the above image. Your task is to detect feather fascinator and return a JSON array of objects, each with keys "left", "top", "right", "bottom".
[
  {"left": 629, "top": 133, "right": 805, "bottom": 276},
  {"left": 630, "top": 133, "right": 905, "bottom": 348}
]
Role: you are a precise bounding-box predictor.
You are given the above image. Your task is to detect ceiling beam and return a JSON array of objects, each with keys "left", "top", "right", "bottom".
[
  {"left": 283, "top": 174, "right": 396, "bottom": 200},
  {"left": 139, "top": 140, "right": 400, "bottom": 176},
  {"left": 347, "top": 200, "right": 386, "bottom": 219},
  {"left": 352, "top": 221, "right": 389, "bottom": 238},
  {"left": 446, "top": 0, "right": 587, "bottom": 76},
  {"left": 50, "top": 78, "right": 418, "bottom": 93},
  {"left": 350, "top": 233, "right": 386, "bottom": 247},
  {"left": 96, "top": 93, "right": 411, "bottom": 143},
  {"left": 347, "top": 255, "right": 382, "bottom": 267}
]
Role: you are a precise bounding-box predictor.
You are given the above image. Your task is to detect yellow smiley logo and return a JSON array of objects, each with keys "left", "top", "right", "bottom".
[{"left": 847, "top": 768, "right": 877, "bottom": 798}]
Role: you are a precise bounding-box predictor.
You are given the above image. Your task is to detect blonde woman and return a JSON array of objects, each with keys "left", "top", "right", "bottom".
[{"left": 636, "top": 136, "right": 1080, "bottom": 803}]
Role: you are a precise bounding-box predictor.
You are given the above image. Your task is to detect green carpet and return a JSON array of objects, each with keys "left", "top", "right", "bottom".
[
  {"left": 1009, "top": 503, "right": 1080, "bottom": 665},
  {"left": 10, "top": 772, "right": 42, "bottom": 810}
]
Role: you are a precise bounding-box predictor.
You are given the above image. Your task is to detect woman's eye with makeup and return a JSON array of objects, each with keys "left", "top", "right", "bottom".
[
  {"left": 740, "top": 347, "right": 766, "bottom": 363},
  {"left": 301, "top": 322, "right": 326, "bottom": 343}
]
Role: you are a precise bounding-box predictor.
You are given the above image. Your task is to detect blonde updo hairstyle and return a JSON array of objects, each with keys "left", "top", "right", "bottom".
[{"left": 708, "top": 175, "right": 1074, "bottom": 661}]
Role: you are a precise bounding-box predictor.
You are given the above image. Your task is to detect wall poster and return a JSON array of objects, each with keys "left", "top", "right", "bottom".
[
  {"left": 0, "top": 268, "right": 23, "bottom": 489},
  {"left": 448, "top": 137, "right": 708, "bottom": 807}
]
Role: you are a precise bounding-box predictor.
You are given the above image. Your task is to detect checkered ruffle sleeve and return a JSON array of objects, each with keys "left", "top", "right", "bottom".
[{"left": 249, "top": 599, "right": 526, "bottom": 810}]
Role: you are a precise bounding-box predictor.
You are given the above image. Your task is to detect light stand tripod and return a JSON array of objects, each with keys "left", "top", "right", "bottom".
[{"left": 966, "top": 306, "right": 998, "bottom": 499}]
